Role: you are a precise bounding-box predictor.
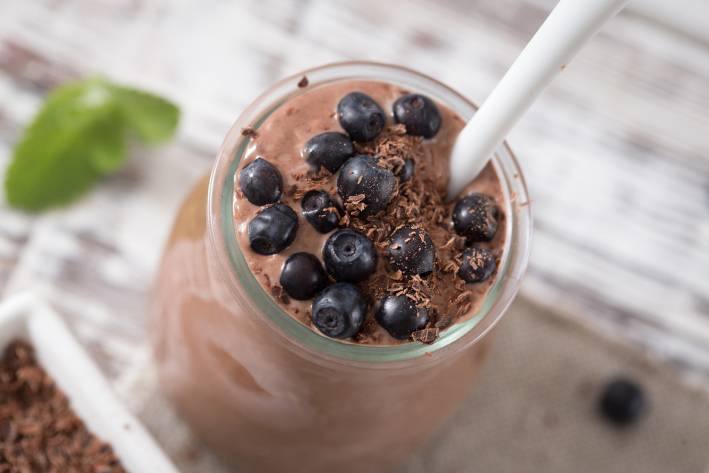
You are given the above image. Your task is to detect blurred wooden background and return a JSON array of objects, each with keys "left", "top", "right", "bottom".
[{"left": 0, "top": 0, "right": 708, "bottom": 392}]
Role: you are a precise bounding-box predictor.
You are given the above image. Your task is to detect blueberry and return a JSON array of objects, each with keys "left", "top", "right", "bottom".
[
  {"left": 303, "top": 132, "right": 354, "bottom": 173},
  {"left": 323, "top": 229, "right": 377, "bottom": 282},
  {"left": 457, "top": 247, "right": 496, "bottom": 283},
  {"left": 337, "top": 155, "right": 396, "bottom": 216},
  {"left": 375, "top": 295, "right": 429, "bottom": 340},
  {"left": 393, "top": 94, "right": 442, "bottom": 138},
  {"left": 279, "top": 252, "right": 328, "bottom": 300},
  {"left": 311, "top": 283, "right": 367, "bottom": 339},
  {"left": 387, "top": 226, "right": 435, "bottom": 276},
  {"left": 337, "top": 92, "right": 386, "bottom": 142},
  {"left": 598, "top": 378, "right": 647, "bottom": 427},
  {"left": 248, "top": 204, "right": 298, "bottom": 255},
  {"left": 452, "top": 193, "right": 500, "bottom": 242},
  {"left": 398, "top": 159, "right": 415, "bottom": 183},
  {"left": 238, "top": 158, "right": 283, "bottom": 205},
  {"left": 301, "top": 190, "right": 341, "bottom": 233}
]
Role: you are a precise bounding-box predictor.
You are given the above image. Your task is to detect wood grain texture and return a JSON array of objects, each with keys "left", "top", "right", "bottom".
[{"left": 0, "top": 0, "right": 708, "bottom": 390}]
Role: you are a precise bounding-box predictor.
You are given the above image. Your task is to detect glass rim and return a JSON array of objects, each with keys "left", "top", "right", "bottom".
[{"left": 206, "top": 61, "right": 532, "bottom": 367}]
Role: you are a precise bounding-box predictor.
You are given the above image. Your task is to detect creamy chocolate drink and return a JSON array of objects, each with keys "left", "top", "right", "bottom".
[
  {"left": 151, "top": 63, "right": 531, "bottom": 473},
  {"left": 234, "top": 80, "right": 506, "bottom": 345}
]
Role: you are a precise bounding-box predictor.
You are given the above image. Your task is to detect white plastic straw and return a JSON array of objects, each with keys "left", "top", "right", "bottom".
[{"left": 447, "top": 0, "right": 629, "bottom": 198}]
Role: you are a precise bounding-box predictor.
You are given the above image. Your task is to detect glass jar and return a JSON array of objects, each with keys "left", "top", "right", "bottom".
[{"left": 151, "top": 62, "right": 531, "bottom": 473}]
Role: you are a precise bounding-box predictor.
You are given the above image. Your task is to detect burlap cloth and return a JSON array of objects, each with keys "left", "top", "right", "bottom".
[{"left": 121, "top": 299, "right": 709, "bottom": 472}]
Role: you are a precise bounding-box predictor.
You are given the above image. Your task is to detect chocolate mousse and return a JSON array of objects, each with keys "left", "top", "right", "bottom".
[{"left": 233, "top": 79, "right": 505, "bottom": 345}]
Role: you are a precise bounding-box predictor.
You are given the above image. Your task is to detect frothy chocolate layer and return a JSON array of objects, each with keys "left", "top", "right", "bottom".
[{"left": 233, "top": 80, "right": 506, "bottom": 345}]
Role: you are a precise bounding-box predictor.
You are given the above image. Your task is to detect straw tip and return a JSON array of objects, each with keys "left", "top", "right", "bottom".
[{"left": 446, "top": 149, "right": 490, "bottom": 201}]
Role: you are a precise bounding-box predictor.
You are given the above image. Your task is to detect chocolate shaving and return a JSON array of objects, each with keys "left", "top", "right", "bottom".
[
  {"left": 291, "top": 167, "right": 332, "bottom": 184},
  {"left": 411, "top": 328, "right": 440, "bottom": 344},
  {"left": 271, "top": 285, "right": 290, "bottom": 305},
  {"left": 0, "top": 341, "right": 126, "bottom": 471},
  {"left": 441, "top": 236, "right": 456, "bottom": 250},
  {"left": 241, "top": 127, "right": 258, "bottom": 138},
  {"left": 344, "top": 194, "right": 367, "bottom": 216},
  {"left": 297, "top": 76, "right": 309, "bottom": 88}
]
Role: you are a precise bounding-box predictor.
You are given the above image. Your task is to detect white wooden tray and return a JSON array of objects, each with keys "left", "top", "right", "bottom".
[{"left": 0, "top": 292, "right": 180, "bottom": 473}]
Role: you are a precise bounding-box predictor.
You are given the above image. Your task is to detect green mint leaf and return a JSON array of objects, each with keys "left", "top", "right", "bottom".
[
  {"left": 110, "top": 85, "right": 180, "bottom": 144},
  {"left": 86, "top": 113, "right": 125, "bottom": 175},
  {"left": 4, "top": 78, "right": 179, "bottom": 212},
  {"left": 5, "top": 80, "right": 118, "bottom": 211}
]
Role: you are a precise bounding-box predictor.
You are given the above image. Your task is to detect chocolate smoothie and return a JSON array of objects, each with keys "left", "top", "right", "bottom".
[
  {"left": 234, "top": 80, "right": 505, "bottom": 345},
  {"left": 151, "top": 63, "right": 529, "bottom": 473}
]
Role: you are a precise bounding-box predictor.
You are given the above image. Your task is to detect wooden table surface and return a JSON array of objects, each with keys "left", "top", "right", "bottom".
[{"left": 0, "top": 0, "right": 708, "bottom": 392}]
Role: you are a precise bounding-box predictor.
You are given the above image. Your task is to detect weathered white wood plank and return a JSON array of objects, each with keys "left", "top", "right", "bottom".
[{"left": 520, "top": 0, "right": 709, "bottom": 46}]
